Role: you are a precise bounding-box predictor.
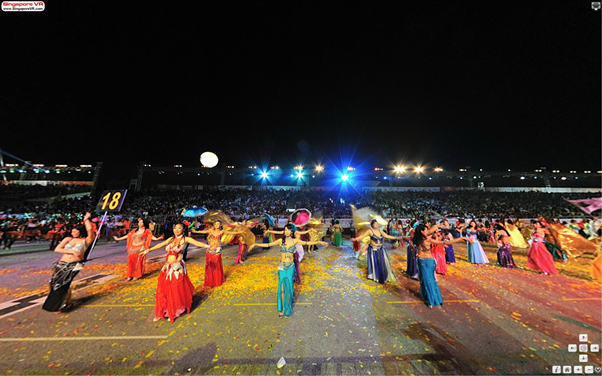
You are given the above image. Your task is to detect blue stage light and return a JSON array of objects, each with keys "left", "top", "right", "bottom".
[
  {"left": 341, "top": 174, "right": 349, "bottom": 181},
  {"left": 261, "top": 171, "right": 268, "bottom": 178},
  {"left": 297, "top": 173, "right": 303, "bottom": 178}
]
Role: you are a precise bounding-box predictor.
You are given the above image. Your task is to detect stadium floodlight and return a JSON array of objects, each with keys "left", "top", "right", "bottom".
[
  {"left": 261, "top": 171, "right": 268, "bottom": 178},
  {"left": 297, "top": 172, "right": 303, "bottom": 178},
  {"left": 316, "top": 165, "right": 324, "bottom": 172},
  {"left": 434, "top": 167, "right": 443, "bottom": 172},
  {"left": 341, "top": 174, "right": 349, "bottom": 181},
  {"left": 414, "top": 166, "right": 424, "bottom": 173},
  {"left": 395, "top": 166, "right": 405, "bottom": 173}
]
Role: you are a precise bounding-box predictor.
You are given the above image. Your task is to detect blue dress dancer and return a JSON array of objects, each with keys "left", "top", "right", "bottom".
[
  {"left": 249, "top": 223, "right": 326, "bottom": 317},
  {"left": 412, "top": 224, "right": 471, "bottom": 308},
  {"left": 352, "top": 220, "right": 403, "bottom": 284},
  {"left": 466, "top": 221, "right": 490, "bottom": 265}
]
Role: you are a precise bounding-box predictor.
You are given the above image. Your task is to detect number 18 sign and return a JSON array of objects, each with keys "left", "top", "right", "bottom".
[{"left": 96, "top": 190, "right": 128, "bottom": 212}]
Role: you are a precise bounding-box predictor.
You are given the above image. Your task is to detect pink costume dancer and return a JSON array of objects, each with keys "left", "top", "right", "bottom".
[{"left": 526, "top": 221, "right": 558, "bottom": 275}]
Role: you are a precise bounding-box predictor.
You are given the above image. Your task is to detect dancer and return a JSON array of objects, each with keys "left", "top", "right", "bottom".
[
  {"left": 430, "top": 230, "right": 448, "bottom": 274},
  {"left": 248, "top": 224, "right": 326, "bottom": 317},
  {"left": 493, "top": 224, "right": 515, "bottom": 268},
  {"left": 439, "top": 219, "right": 456, "bottom": 264},
  {"left": 330, "top": 220, "right": 343, "bottom": 247},
  {"left": 526, "top": 220, "right": 558, "bottom": 275},
  {"left": 42, "top": 212, "right": 94, "bottom": 312},
  {"left": 269, "top": 225, "right": 311, "bottom": 284},
  {"left": 227, "top": 219, "right": 258, "bottom": 264},
  {"left": 143, "top": 223, "right": 211, "bottom": 322},
  {"left": 412, "top": 224, "right": 471, "bottom": 308},
  {"left": 466, "top": 220, "right": 490, "bottom": 265},
  {"left": 192, "top": 219, "right": 242, "bottom": 287},
  {"left": 351, "top": 219, "right": 405, "bottom": 284},
  {"left": 114, "top": 218, "right": 163, "bottom": 281},
  {"left": 505, "top": 219, "right": 529, "bottom": 248}
]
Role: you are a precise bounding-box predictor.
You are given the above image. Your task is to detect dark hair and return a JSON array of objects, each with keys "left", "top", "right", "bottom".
[
  {"left": 139, "top": 217, "right": 150, "bottom": 229},
  {"left": 412, "top": 224, "right": 427, "bottom": 247},
  {"left": 370, "top": 219, "right": 378, "bottom": 227},
  {"left": 285, "top": 223, "right": 296, "bottom": 238},
  {"left": 73, "top": 224, "right": 88, "bottom": 238},
  {"left": 213, "top": 220, "right": 223, "bottom": 230},
  {"left": 493, "top": 224, "right": 506, "bottom": 233},
  {"left": 335, "top": 220, "right": 339, "bottom": 224}
]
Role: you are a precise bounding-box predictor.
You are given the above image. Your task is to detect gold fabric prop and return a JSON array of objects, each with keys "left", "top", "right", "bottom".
[
  {"left": 306, "top": 216, "right": 327, "bottom": 242},
  {"left": 504, "top": 223, "right": 529, "bottom": 248},
  {"left": 351, "top": 205, "right": 386, "bottom": 245},
  {"left": 592, "top": 252, "right": 601, "bottom": 282},
  {"left": 203, "top": 210, "right": 238, "bottom": 244},
  {"left": 546, "top": 223, "right": 598, "bottom": 258}
]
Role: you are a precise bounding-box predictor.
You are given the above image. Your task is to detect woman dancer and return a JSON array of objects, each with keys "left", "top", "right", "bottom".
[
  {"left": 249, "top": 224, "right": 326, "bottom": 317},
  {"left": 331, "top": 220, "right": 343, "bottom": 247},
  {"left": 466, "top": 220, "right": 490, "bottom": 265},
  {"left": 405, "top": 220, "right": 419, "bottom": 279},
  {"left": 114, "top": 218, "right": 163, "bottom": 281},
  {"left": 430, "top": 230, "right": 448, "bottom": 275},
  {"left": 493, "top": 224, "right": 515, "bottom": 268},
  {"left": 191, "top": 220, "right": 241, "bottom": 287},
  {"left": 439, "top": 219, "right": 456, "bottom": 264},
  {"left": 412, "top": 224, "right": 471, "bottom": 308},
  {"left": 143, "top": 223, "right": 211, "bottom": 322},
  {"left": 42, "top": 212, "right": 94, "bottom": 312},
  {"left": 269, "top": 225, "right": 311, "bottom": 284},
  {"left": 526, "top": 220, "right": 558, "bottom": 275},
  {"left": 227, "top": 219, "right": 258, "bottom": 264},
  {"left": 351, "top": 219, "right": 405, "bottom": 284}
]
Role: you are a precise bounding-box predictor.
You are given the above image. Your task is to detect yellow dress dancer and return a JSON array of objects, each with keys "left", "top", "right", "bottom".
[{"left": 504, "top": 220, "right": 529, "bottom": 249}]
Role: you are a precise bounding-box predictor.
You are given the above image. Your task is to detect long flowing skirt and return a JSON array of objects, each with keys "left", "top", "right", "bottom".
[
  {"left": 545, "top": 242, "right": 567, "bottom": 261},
  {"left": 204, "top": 253, "right": 225, "bottom": 287},
  {"left": 42, "top": 261, "right": 81, "bottom": 312},
  {"left": 127, "top": 253, "right": 146, "bottom": 279},
  {"left": 444, "top": 244, "right": 456, "bottom": 263},
  {"left": 406, "top": 244, "right": 418, "bottom": 278},
  {"left": 527, "top": 242, "right": 558, "bottom": 274},
  {"left": 467, "top": 241, "right": 490, "bottom": 264},
  {"left": 367, "top": 245, "right": 396, "bottom": 284},
  {"left": 432, "top": 245, "right": 447, "bottom": 274},
  {"left": 154, "top": 262, "right": 195, "bottom": 323},
  {"left": 497, "top": 243, "right": 516, "bottom": 268},
  {"left": 236, "top": 243, "right": 247, "bottom": 263},
  {"left": 277, "top": 265, "right": 295, "bottom": 316},
  {"left": 417, "top": 258, "right": 443, "bottom": 307},
  {"left": 293, "top": 251, "right": 301, "bottom": 284},
  {"left": 333, "top": 232, "right": 343, "bottom": 246}
]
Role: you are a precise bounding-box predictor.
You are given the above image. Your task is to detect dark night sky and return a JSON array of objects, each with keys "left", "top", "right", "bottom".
[{"left": 2, "top": 2, "right": 600, "bottom": 180}]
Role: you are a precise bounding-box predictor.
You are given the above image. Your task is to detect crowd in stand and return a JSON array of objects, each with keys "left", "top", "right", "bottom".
[{"left": 0, "top": 185, "right": 599, "bottom": 250}]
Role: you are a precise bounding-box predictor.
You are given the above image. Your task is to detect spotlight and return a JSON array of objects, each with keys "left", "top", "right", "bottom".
[
  {"left": 395, "top": 166, "right": 405, "bottom": 173},
  {"left": 297, "top": 173, "right": 303, "bottom": 178},
  {"left": 316, "top": 165, "right": 324, "bottom": 172},
  {"left": 414, "top": 167, "right": 424, "bottom": 173},
  {"left": 261, "top": 172, "right": 268, "bottom": 178},
  {"left": 341, "top": 174, "right": 349, "bottom": 181}
]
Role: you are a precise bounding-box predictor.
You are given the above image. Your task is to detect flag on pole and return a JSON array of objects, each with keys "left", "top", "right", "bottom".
[{"left": 566, "top": 197, "right": 602, "bottom": 214}]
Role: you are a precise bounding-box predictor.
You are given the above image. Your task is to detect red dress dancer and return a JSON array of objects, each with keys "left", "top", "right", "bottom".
[
  {"left": 526, "top": 222, "right": 558, "bottom": 275},
  {"left": 154, "top": 236, "right": 194, "bottom": 322},
  {"left": 192, "top": 220, "right": 242, "bottom": 287},
  {"left": 114, "top": 219, "right": 162, "bottom": 281},
  {"left": 430, "top": 233, "right": 448, "bottom": 274},
  {"left": 143, "top": 223, "right": 211, "bottom": 323}
]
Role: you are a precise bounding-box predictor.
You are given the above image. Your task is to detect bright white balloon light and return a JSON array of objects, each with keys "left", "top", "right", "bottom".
[{"left": 200, "top": 152, "right": 219, "bottom": 168}]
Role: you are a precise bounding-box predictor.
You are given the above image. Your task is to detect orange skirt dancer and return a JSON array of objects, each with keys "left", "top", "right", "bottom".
[
  {"left": 431, "top": 243, "right": 448, "bottom": 274},
  {"left": 117, "top": 227, "right": 154, "bottom": 281},
  {"left": 154, "top": 237, "right": 195, "bottom": 322}
]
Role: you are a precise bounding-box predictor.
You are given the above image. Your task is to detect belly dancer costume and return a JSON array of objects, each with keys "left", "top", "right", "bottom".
[
  {"left": 442, "top": 229, "right": 456, "bottom": 263},
  {"left": 205, "top": 233, "right": 226, "bottom": 287},
  {"left": 42, "top": 241, "right": 85, "bottom": 312},
  {"left": 278, "top": 243, "right": 296, "bottom": 317},
  {"left": 154, "top": 236, "right": 195, "bottom": 322},
  {"left": 431, "top": 243, "right": 447, "bottom": 274},
  {"left": 126, "top": 229, "right": 153, "bottom": 279},
  {"left": 466, "top": 230, "right": 490, "bottom": 264},
  {"left": 496, "top": 236, "right": 516, "bottom": 268},
  {"left": 332, "top": 227, "right": 343, "bottom": 246},
  {"left": 405, "top": 242, "right": 418, "bottom": 279},
  {"left": 366, "top": 232, "right": 396, "bottom": 284},
  {"left": 527, "top": 233, "right": 558, "bottom": 274},
  {"left": 416, "top": 245, "right": 443, "bottom": 307}
]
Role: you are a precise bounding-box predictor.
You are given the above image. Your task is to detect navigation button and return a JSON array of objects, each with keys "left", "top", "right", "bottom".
[
  {"left": 563, "top": 365, "right": 572, "bottom": 374},
  {"left": 590, "top": 344, "right": 599, "bottom": 352},
  {"left": 569, "top": 344, "right": 577, "bottom": 352},
  {"left": 584, "top": 365, "right": 593, "bottom": 374},
  {"left": 574, "top": 365, "right": 583, "bottom": 374},
  {"left": 579, "top": 354, "right": 588, "bottom": 362},
  {"left": 580, "top": 344, "right": 589, "bottom": 352},
  {"left": 579, "top": 334, "right": 588, "bottom": 342}
]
